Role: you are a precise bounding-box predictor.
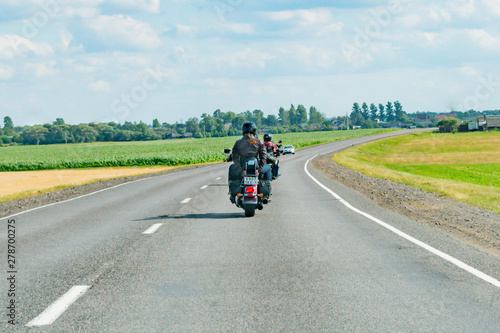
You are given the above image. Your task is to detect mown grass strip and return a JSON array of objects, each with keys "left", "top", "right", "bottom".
[{"left": 333, "top": 131, "right": 500, "bottom": 213}]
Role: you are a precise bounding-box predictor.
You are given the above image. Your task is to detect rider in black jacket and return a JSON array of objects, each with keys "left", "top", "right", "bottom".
[{"left": 228, "top": 122, "right": 272, "bottom": 202}]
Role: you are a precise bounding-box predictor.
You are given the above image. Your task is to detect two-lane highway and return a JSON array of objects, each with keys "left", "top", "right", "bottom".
[{"left": 1, "top": 131, "right": 499, "bottom": 332}]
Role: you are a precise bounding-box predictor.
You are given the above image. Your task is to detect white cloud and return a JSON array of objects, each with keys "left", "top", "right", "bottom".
[
  {"left": 467, "top": 29, "right": 500, "bottom": 52},
  {"left": 89, "top": 80, "right": 110, "bottom": 92},
  {"left": 25, "top": 61, "right": 56, "bottom": 77},
  {"left": 87, "top": 15, "right": 161, "bottom": 49},
  {"left": 60, "top": 31, "right": 73, "bottom": 50},
  {"left": 176, "top": 24, "right": 196, "bottom": 34},
  {"left": 482, "top": 0, "right": 500, "bottom": 18},
  {"left": 0, "top": 63, "right": 14, "bottom": 80},
  {"left": 220, "top": 22, "right": 255, "bottom": 35},
  {"left": 266, "top": 8, "right": 332, "bottom": 24},
  {"left": 263, "top": 8, "right": 342, "bottom": 36},
  {"left": 107, "top": 0, "right": 161, "bottom": 14},
  {"left": 218, "top": 48, "right": 274, "bottom": 69},
  {"left": 0, "top": 34, "right": 53, "bottom": 59}
]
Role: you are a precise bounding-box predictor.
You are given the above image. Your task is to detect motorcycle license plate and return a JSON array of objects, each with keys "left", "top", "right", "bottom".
[{"left": 243, "top": 177, "right": 258, "bottom": 185}]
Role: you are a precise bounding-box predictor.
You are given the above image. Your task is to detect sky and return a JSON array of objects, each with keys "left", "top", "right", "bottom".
[{"left": 1, "top": 0, "right": 500, "bottom": 126}]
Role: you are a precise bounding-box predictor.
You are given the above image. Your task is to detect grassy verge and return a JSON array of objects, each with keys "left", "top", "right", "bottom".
[{"left": 333, "top": 131, "right": 500, "bottom": 214}]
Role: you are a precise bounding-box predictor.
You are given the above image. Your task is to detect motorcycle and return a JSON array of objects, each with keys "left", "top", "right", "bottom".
[{"left": 225, "top": 149, "right": 272, "bottom": 217}]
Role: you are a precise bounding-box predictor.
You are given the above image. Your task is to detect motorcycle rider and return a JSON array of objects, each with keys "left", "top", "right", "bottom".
[
  {"left": 263, "top": 133, "right": 280, "bottom": 179},
  {"left": 228, "top": 122, "right": 272, "bottom": 202}
]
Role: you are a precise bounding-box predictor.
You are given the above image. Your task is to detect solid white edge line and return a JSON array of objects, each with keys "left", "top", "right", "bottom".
[
  {"left": 142, "top": 223, "right": 163, "bottom": 235},
  {"left": 201, "top": 185, "right": 208, "bottom": 190},
  {"left": 181, "top": 198, "right": 192, "bottom": 204},
  {"left": 26, "top": 285, "right": 90, "bottom": 327},
  {"left": 304, "top": 155, "right": 500, "bottom": 289}
]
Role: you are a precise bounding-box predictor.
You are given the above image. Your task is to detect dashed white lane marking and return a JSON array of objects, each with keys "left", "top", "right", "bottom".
[
  {"left": 26, "top": 285, "right": 90, "bottom": 327},
  {"left": 181, "top": 198, "right": 192, "bottom": 204},
  {"left": 216, "top": 177, "right": 221, "bottom": 180},
  {"left": 142, "top": 223, "right": 163, "bottom": 235},
  {"left": 200, "top": 185, "right": 208, "bottom": 190},
  {"left": 305, "top": 156, "right": 500, "bottom": 289}
]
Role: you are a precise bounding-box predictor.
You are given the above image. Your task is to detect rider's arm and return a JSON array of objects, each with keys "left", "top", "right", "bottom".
[
  {"left": 258, "top": 141, "right": 267, "bottom": 170},
  {"left": 232, "top": 143, "right": 244, "bottom": 174},
  {"left": 265, "top": 144, "right": 277, "bottom": 164}
]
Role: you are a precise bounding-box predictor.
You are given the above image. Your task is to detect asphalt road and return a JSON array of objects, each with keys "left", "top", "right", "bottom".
[{"left": 1, "top": 131, "right": 499, "bottom": 332}]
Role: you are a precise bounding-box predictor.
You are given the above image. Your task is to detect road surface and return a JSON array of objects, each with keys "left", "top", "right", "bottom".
[{"left": 1, "top": 131, "right": 499, "bottom": 332}]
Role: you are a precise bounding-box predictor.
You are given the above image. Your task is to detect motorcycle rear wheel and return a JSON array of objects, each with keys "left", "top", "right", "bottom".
[{"left": 244, "top": 205, "right": 256, "bottom": 217}]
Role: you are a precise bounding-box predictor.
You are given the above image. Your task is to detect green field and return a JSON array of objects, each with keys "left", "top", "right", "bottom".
[
  {"left": 0, "top": 129, "right": 394, "bottom": 172},
  {"left": 333, "top": 131, "right": 500, "bottom": 213}
]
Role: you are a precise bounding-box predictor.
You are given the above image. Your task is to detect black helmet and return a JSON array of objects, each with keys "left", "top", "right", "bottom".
[
  {"left": 241, "top": 121, "right": 257, "bottom": 135},
  {"left": 263, "top": 133, "right": 272, "bottom": 142}
]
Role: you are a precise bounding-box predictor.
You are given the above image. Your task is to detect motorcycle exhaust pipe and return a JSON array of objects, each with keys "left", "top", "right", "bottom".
[{"left": 262, "top": 199, "right": 269, "bottom": 205}]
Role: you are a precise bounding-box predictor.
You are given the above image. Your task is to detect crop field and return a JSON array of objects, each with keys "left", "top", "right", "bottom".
[
  {"left": 0, "top": 129, "right": 393, "bottom": 172},
  {"left": 333, "top": 131, "right": 500, "bottom": 213}
]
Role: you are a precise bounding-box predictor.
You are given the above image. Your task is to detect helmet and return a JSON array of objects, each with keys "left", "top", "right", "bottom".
[
  {"left": 241, "top": 121, "right": 257, "bottom": 135},
  {"left": 263, "top": 133, "right": 272, "bottom": 142}
]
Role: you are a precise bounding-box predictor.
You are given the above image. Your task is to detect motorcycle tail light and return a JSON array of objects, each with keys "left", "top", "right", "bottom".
[{"left": 245, "top": 186, "right": 255, "bottom": 193}]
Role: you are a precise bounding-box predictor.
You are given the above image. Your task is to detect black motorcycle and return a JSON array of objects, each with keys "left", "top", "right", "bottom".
[{"left": 225, "top": 149, "right": 271, "bottom": 217}]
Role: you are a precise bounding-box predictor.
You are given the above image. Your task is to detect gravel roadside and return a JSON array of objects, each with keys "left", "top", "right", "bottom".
[{"left": 312, "top": 152, "right": 500, "bottom": 257}]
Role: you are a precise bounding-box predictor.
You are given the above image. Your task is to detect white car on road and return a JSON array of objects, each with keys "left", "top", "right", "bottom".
[{"left": 282, "top": 145, "right": 295, "bottom": 155}]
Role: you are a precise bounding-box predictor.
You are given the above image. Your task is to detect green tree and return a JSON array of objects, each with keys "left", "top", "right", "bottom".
[
  {"left": 378, "top": 104, "right": 385, "bottom": 121},
  {"left": 94, "top": 123, "right": 115, "bottom": 141},
  {"left": 289, "top": 104, "right": 298, "bottom": 125},
  {"left": 297, "top": 104, "right": 308, "bottom": 124},
  {"left": 394, "top": 101, "right": 406, "bottom": 122},
  {"left": 3, "top": 116, "right": 13, "bottom": 129},
  {"left": 74, "top": 124, "right": 98, "bottom": 143},
  {"left": 152, "top": 118, "right": 161, "bottom": 128},
  {"left": 220, "top": 111, "right": 236, "bottom": 124},
  {"left": 386, "top": 101, "right": 395, "bottom": 122},
  {"left": 309, "top": 106, "right": 325, "bottom": 124},
  {"left": 243, "top": 110, "right": 254, "bottom": 123},
  {"left": 232, "top": 114, "right": 246, "bottom": 132},
  {"left": 264, "top": 114, "right": 278, "bottom": 127},
  {"left": 437, "top": 118, "right": 460, "bottom": 132},
  {"left": 278, "top": 107, "right": 290, "bottom": 126},
  {"left": 361, "top": 102, "right": 369, "bottom": 120},
  {"left": 3, "top": 116, "right": 14, "bottom": 135},
  {"left": 53, "top": 118, "right": 65, "bottom": 125},
  {"left": 213, "top": 109, "right": 222, "bottom": 119},
  {"left": 186, "top": 117, "right": 200, "bottom": 134},
  {"left": 22, "top": 125, "right": 49, "bottom": 145},
  {"left": 352, "top": 102, "right": 361, "bottom": 114},
  {"left": 253, "top": 109, "right": 264, "bottom": 127},
  {"left": 201, "top": 113, "right": 216, "bottom": 136},
  {"left": 369, "top": 103, "right": 378, "bottom": 121}
]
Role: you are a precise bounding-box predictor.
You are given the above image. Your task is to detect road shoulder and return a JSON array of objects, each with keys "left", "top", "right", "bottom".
[{"left": 312, "top": 152, "right": 500, "bottom": 258}]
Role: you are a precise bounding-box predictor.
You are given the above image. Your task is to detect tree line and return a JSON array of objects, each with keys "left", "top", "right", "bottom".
[
  {"left": 0, "top": 105, "right": 331, "bottom": 145},
  {"left": 349, "top": 101, "right": 411, "bottom": 128}
]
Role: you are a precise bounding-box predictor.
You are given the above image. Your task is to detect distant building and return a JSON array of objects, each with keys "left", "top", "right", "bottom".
[
  {"left": 435, "top": 113, "right": 457, "bottom": 120},
  {"left": 485, "top": 115, "right": 500, "bottom": 130}
]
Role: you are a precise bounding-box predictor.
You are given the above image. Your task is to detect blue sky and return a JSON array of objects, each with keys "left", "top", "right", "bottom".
[{"left": 1, "top": 0, "right": 500, "bottom": 126}]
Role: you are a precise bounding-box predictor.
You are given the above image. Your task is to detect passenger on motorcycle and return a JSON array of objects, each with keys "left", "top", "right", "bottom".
[
  {"left": 228, "top": 122, "right": 272, "bottom": 200},
  {"left": 263, "top": 133, "right": 280, "bottom": 179}
]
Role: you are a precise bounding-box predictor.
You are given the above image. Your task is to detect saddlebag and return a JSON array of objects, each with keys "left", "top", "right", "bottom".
[
  {"left": 259, "top": 180, "right": 272, "bottom": 197},
  {"left": 229, "top": 180, "right": 241, "bottom": 197}
]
